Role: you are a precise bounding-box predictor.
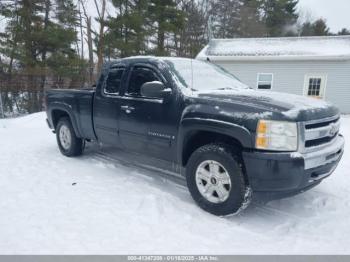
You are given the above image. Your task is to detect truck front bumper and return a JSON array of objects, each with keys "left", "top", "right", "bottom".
[{"left": 242, "top": 134, "right": 345, "bottom": 200}]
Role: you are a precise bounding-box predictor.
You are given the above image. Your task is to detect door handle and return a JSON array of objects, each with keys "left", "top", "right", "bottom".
[{"left": 121, "top": 105, "right": 135, "bottom": 114}]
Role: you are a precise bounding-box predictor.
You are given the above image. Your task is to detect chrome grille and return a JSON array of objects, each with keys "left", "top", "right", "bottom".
[{"left": 300, "top": 115, "right": 341, "bottom": 153}]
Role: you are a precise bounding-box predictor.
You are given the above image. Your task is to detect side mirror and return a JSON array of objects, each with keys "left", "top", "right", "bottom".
[{"left": 141, "top": 81, "right": 172, "bottom": 99}]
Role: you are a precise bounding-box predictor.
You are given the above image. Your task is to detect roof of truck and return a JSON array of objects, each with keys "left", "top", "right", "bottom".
[
  {"left": 104, "top": 56, "right": 196, "bottom": 70},
  {"left": 108, "top": 56, "right": 193, "bottom": 63}
]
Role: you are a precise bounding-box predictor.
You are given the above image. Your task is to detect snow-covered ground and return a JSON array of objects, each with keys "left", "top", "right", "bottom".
[{"left": 0, "top": 113, "right": 349, "bottom": 254}]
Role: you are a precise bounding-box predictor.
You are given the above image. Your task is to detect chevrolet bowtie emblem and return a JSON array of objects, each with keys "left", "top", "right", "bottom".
[{"left": 329, "top": 123, "right": 338, "bottom": 137}]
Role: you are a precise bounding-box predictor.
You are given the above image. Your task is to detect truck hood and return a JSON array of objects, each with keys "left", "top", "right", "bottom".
[{"left": 193, "top": 89, "right": 339, "bottom": 121}]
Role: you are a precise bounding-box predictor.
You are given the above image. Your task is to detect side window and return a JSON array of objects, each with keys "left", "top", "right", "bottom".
[
  {"left": 257, "top": 73, "right": 273, "bottom": 90},
  {"left": 104, "top": 68, "right": 125, "bottom": 95},
  {"left": 127, "top": 67, "right": 160, "bottom": 97}
]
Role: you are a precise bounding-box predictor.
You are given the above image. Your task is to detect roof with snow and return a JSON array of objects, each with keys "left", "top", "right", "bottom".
[{"left": 196, "top": 36, "right": 350, "bottom": 61}]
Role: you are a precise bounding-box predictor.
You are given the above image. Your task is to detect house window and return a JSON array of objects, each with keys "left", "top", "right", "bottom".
[
  {"left": 304, "top": 75, "right": 327, "bottom": 98},
  {"left": 308, "top": 78, "right": 321, "bottom": 96},
  {"left": 257, "top": 73, "right": 273, "bottom": 89}
]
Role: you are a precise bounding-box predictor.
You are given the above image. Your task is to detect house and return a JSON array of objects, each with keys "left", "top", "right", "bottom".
[{"left": 196, "top": 36, "right": 350, "bottom": 114}]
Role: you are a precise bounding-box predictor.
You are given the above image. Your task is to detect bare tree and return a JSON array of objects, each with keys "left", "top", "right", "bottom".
[
  {"left": 93, "top": 0, "right": 107, "bottom": 74},
  {"left": 176, "top": 0, "right": 209, "bottom": 58},
  {"left": 78, "top": 2, "right": 85, "bottom": 60},
  {"left": 79, "top": 0, "right": 94, "bottom": 85}
]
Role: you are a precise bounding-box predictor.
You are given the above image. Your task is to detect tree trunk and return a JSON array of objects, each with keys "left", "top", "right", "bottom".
[
  {"left": 79, "top": 5, "right": 84, "bottom": 60},
  {"left": 157, "top": 29, "right": 165, "bottom": 55},
  {"left": 38, "top": 0, "right": 50, "bottom": 112},
  {"left": 96, "top": 0, "right": 106, "bottom": 74},
  {"left": 86, "top": 17, "right": 94, "bottom": 86},
  {"left": 80, "top": 0, "right": 94, "bottom": 85},
  {"left": 22, "top": 0, "right": 37, "bottom": 113}
]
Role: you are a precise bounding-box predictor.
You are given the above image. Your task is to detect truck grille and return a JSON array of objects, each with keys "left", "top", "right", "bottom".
[
  {"left": 299, "top": 115, "right": 344, "bottom": 171},
  {"left": 305, "top": 117, "right": 339, "bottom": 130},
  {"left": 301, "top": 116, "right": 340, "bottom": 152}
]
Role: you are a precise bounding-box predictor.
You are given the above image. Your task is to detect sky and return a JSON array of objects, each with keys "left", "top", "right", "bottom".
[{"left": 298, "top": 0, "right": 350, "bottom": 32}]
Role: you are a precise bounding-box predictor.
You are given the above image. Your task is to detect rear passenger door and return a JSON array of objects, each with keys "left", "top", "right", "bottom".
[{"left": 93, "top": 66, "right": 126, "bottom": 146}]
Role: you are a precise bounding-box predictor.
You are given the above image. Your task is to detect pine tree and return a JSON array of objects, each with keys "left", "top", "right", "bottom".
[
  {"left": 238, "top": 0, "right": 267, "bottom": 37},
  {"left": 262, "top": 0, "right": 299, "bottom": 37},
  {"left": 0, "top": 0, "right": 46, "bottom": 112},
  {"left": 176, "top": 0, "right": 209, "bottom": 58},
  {"left": 106, "top": 0, "right": 149, "bottom": 57},
  {"left": 209, "top": 0, "right": 269, "bottom": 38},
  {"left": 147, "top": 0, "right": 185, "bottom": 56},
  {"left": 301, "top": 19, "right": 330, "bottom": 36},
  {"left": 312, "top": 19, "right": 330, "bottom": 36},
  {"left": 300, "top": 22, "right": 314, "bottom": 36},
  {"left": 338, "top": 28, "right": 350, "bottom": 35},
  {"left": 209, "top": 0, "right": 242, "bottom": 38},
  {"left": 0, "top": 0, "right": 85, "bottom": 113}
]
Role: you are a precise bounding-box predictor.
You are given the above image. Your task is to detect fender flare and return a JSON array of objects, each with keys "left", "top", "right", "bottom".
[
  {"left": 177, "top": 118, "right": 253, "bottom": 165},
  {"left": 49, "top": 102, "right": 82, "bottom": 138}
]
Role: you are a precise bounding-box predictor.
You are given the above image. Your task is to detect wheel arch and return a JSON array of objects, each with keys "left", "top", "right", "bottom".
[
  {"left": 49, "top": 103, "right": 81, "bottom": 137},
  {"left": 178, "top": 118, "right": 253, "bottom": 167}
]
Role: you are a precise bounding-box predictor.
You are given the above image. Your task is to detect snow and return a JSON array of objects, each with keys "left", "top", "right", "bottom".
[
  {"left": 219, "top": 110, "right": 273, "bottom": 120},
  {"left": 0, "top": 113, "right": 350, "bottom": 254},
  {"left": 197, "top": 36, "right": 350, "bottom": 60},
  {"left": 250, "top": 90, "right": 333, "bottom": 118},
  {"left": 196, "top": 88, "right": 333, "bottom": 119},
  {"left": 290, "top": 152, "right": 303, "bottom": 159}
]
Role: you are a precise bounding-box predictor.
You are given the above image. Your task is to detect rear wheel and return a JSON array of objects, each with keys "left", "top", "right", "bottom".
[
  {"left": 186, "top": 143, "right": 249, "bottom": 216},
  {"left": 56, "top": 117, "right": 84, "bottom": 157}
]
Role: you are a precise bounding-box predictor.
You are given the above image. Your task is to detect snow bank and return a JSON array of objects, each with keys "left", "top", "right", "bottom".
[{"left": 0, "top": 113, "right": 349, "bottom": 254}]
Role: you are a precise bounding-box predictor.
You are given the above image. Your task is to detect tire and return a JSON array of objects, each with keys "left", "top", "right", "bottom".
[
  {"left": 186, "top": 143, "right": 249, "bottom": 216},
  {"left": 56, "top": 117, "right": 84, "bottom": 157}
]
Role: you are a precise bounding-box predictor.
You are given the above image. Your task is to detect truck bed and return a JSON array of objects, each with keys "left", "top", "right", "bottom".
[{"left": 46, "top": 88, "right": 96, "bottom": 140}]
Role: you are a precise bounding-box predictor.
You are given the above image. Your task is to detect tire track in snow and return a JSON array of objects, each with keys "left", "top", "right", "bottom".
[
  {"left": 80, "top": 143, "right": 350, "bottom": 226},
  {"left": 85, "top": 146, "right": 311, "bottom": 222}
]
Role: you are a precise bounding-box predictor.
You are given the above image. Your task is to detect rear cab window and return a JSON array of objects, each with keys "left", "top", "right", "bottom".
[{"left": 104, "top": 67, "right": 125, "bottom": 95}]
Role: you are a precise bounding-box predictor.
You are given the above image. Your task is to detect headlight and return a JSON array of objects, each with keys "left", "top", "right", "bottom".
[{"left": 256, "top": 120, "right": 298, "bottom": 151}]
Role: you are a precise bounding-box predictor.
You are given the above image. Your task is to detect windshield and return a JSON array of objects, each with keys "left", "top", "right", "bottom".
[{"left": 164, "top": 58, "right": 249, "bottom": 92}]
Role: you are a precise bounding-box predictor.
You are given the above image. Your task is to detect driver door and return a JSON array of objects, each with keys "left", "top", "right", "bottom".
[{"left": 118, "top": 65, "right": 175, "bottom": 160}]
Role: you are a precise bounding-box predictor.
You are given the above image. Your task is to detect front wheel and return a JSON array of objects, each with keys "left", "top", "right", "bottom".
[
  {"left": 56, "top": 117, "right": 84, "bottom": 157},
  {"left": 186, "top": 143, "right": 250, "bottom": 216}
]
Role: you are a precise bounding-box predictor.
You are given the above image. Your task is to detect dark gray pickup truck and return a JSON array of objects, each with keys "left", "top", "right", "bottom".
[{"left": 45, "top": 57, "right": 344, "bottom": 216}]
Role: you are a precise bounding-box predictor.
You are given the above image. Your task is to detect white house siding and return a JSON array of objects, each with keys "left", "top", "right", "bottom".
[{"left": 215, "top": 60, "right": 350, "bottom": 114}]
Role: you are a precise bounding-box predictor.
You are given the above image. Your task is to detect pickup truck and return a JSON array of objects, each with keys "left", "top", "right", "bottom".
[{"left": 45, "top": 56, "right": 344, "bottom": 216}]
